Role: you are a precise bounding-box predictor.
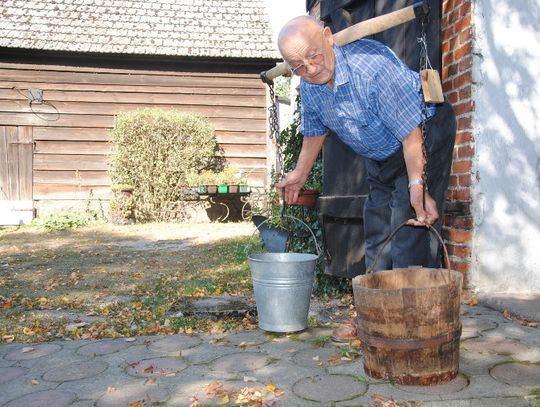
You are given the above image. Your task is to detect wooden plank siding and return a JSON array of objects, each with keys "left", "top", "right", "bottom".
[{"left": 0, "top": 61, "right": 271, "bottom": 210}]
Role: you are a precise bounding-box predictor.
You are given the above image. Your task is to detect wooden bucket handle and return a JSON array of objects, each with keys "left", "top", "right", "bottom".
[{"left": 366, "top": 221, "right": 451, "bottom": 284}]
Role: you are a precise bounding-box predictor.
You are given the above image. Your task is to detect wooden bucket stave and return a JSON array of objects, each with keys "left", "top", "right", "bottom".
[{"left": 352, "top": 224, "right": 463, "bottom": 385}]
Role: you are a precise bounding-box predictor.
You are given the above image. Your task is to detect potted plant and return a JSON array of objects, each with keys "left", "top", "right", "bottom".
[
  {"left": 295, "top": 181, "right": 321, "bottom": 208},
  {"left": 238, "top": 170, "right": 250, "bottom": 193},
  {"left": 215, "top": 171, "right": 229, "bottom": 194},
  {"left": 186, "top": 172, "right": 206, "bottom": 194},
  {"left": 201, "top": 170, "right": 217, "bottom": 194}
]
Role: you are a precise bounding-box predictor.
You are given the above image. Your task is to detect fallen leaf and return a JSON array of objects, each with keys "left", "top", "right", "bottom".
[
  {"left": 465, "top": 296, "right": 479, "bottom": 306},
  {"left": 106, "top": 386, "right": 116, "bottom": 393},
  {"left": 238, "top": 341, "right": 255, "bottom": 348},
  {"left": 312, "top": 355, "right": 319, "bottom": 361},
  {"left": 266, "top": 383, "right": 276, "bottom": 392},
  {"left": 205, "top": 381, "right": 222, "bottom": 394},
  {"left": 124, "top": 401, "right": 143, "bottom": 407},
  {"left": 243, "top": 376, "right": 257, "bottom": 382},
  {"left": 125, "top": 337, "right": 137, "bottom": 342},
  {"left": 2, "top": 335, "right": 15, "bottom": 343},
  {"left": 22, "top": 346, "right": 35, "bottom": 353},
  {"left": 145, "top": 377, "right": 157, "bottom": 385},
  {"left": 143, "top": 365, "right": 154, "bottom": 373},
  {"left": 216, "top": 395, "right": 229, "bottom": 405},
  {"left": 285, "top": 348, "right": 296, "bottom": 353},
  {"left": 31, "top": 379, "right": 39, "bottom": 385},
  {"left": 502, "top": 309, "right": 513, "bottom": 320}
]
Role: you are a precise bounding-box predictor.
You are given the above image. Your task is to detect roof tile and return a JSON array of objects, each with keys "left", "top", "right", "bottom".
[{"left": 0, "top": 0, "right": 279, "bottom": 59}]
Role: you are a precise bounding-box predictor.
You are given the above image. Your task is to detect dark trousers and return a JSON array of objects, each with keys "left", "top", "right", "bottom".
[{"left": 363, "top": 101, "right": 456, "bottom": 271}]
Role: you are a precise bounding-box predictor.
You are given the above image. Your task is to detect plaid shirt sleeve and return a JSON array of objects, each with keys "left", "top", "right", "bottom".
[{"left": 299, "top": 84, "right": 328, "bottom": 137}]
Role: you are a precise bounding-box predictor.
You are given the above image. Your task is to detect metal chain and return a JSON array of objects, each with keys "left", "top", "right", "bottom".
[
  {"left": 418, "top": 14, "right": 429, "bottom": 209},
  {"left": 266, "top": 82, "right": 284, "bottom": 179}
]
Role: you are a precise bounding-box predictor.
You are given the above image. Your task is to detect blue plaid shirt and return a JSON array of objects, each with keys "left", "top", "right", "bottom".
[{"left": 300, "top": 39, "right": 435, "bottom": 161}]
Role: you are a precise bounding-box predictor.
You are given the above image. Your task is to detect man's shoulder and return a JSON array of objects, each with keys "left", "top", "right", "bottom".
[{"left": 340, "top": 38, "right": 389, "bottom": 55}]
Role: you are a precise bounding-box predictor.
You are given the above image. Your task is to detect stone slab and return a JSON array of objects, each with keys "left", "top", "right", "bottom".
[
  {"left": 211, "top": 352, "right": 270, "bottom": 373},
  {"left": 461, "top": 336, "right": 529, "bottom": 355},
  {"left": 480, "top": 293, "right": 540, "bottom": 322},
  {"left": 181, "top": 344, "right": 238, "bottom": 365},
  {"left": 148, "top": 334, "right": 202, "bottom": 353},
  {"left": 459, "top": 349, "right": 510, "bottom": 376},
  {"left": 292, "top": 374, "right": 367, "bottom": 403},
  {"left": 222, "top": 330, "right": 269, "bottom": 346},
  {"left": 3, "top": 390, "right": 76, "bottom": 407},
  {"left": 395, "top": 373, "right": 469, "bottom": 395},
  {"left": 293, "top": 347, "right": 352, "bottom": 369},
  {"left": 96, "top": 382, "right": 169, "bottom": 407},
  {"left": 490, "top": 362, "right": 540, "bottom": 389},
  {"left": 0, "top": 367, "right": 27, "bottom": 384},
  {"left": 77, "top": 339, "right": 134, "bottom": 356},
  {"left": 4, "top": 344, "right": 61, "bottom": 361},
  {"left": 42, "top": 360, "right": 108, "bottom": 382},
  {"left": 126, "top": 357, "right": 188, "bottom": 377}
]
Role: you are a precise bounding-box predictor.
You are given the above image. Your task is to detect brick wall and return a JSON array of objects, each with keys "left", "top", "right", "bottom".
[{"left": 441, "top": 0, "right": 474, "bottom": 285}]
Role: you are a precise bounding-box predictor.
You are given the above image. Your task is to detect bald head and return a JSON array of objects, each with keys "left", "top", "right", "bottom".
[
  {"left": 277, "top": 16, "right": 323, "bottom": 56},
  {"left": 277, "top": 16, "right": 335, "bottom": 85}
]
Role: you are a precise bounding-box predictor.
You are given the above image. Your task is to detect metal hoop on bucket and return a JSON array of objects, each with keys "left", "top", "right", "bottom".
[
  {"left": 244, "top": 215, "right": 322, "bottom": 258},
  {"left": 366, "top": 221, "right": 451, "bottom": 284}
]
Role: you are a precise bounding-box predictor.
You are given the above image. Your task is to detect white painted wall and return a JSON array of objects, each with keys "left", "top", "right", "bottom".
[{"left": 471, "top": 0, "right": 540, "bottom": 293}]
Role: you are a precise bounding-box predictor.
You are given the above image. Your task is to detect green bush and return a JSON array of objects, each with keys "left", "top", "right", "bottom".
[
  {"left": 33, "top": 212, "right": 101, "bottom": 231},
  {"left": 109, "top": 108, "right": 218, "bottom": 222}
]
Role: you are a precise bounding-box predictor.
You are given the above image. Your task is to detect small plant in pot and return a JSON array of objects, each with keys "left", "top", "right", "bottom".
[
  {"left": 201, "top": 170, "right": 217, "bottom": 194},
  {"left": 293, "top": 181, "right": 321, "bottom": 208}
]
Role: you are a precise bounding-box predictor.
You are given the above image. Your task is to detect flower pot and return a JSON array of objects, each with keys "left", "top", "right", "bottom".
[
  {"left": 239, "top": 184, "right": 250, "bottom": 193},
  {"left": 207, "top": 185, "right": 218, "bottom": 194},
  {"left": 228, "top": 184, "right": 239, "bottom": 193},
  {"left": 195, "top": 185, "right": 207, "bottom": 194},
  {"left": 217, "top": 185, "right": 228, "bottom": 194},
  {"left": 294, "top": 189, "right": 319, "bottom": 207}
]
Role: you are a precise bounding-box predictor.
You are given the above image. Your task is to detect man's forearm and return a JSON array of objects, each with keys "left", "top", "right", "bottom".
[
  {"left": 402, "top": 127, "right": 424, "bottom": 184},
  {"left": 294, "top": 134, "right": 327, "bottom": 179}
]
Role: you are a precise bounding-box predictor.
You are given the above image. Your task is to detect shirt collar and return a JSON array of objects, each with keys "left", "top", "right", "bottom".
[{"left": 333, "top": 45, "right": 350, "bottom": 87}]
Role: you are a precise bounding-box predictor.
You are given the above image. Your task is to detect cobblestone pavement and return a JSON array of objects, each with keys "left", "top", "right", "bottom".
[{"left": 1, "top": 304, "right": 539, "bottom": 406}]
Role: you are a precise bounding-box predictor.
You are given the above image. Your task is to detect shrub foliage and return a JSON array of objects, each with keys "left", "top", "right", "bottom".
[{"left": 109, "top": 108, "right": 217, "bottom": 222}]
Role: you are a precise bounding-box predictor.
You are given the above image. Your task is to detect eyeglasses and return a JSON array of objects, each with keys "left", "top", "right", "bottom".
[
  {"left": 289, "top": 53, "right": 324, "bottom": 76},
  {"left": 288, "top": 31, "right": 326, "bottom": 77}
]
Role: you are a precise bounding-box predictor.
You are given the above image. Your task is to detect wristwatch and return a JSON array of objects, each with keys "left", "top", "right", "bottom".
[{"left": 408, "top": 179, "right": 425, "bottom": 189}]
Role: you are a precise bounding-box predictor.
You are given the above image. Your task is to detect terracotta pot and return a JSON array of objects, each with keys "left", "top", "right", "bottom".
[{"left": 294, "top": 189, "right": 319, "bottom": 207}]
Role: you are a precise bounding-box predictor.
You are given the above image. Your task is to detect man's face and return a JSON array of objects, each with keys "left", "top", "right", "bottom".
[{"left": 280, "top": 27, "right": 335, "bottom": 85}]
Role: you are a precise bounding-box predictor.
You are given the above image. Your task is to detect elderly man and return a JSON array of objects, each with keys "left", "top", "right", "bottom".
[{"left": 277, "top": 16, "right": 456, "bottom": 341}]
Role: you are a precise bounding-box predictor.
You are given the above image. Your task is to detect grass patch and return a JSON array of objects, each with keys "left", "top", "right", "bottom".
[{"left": 0, "top": 222, "right": 257, "bottom": 343}]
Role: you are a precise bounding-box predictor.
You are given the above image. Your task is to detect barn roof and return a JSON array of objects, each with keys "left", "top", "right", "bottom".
[{"left": 0, "top": 0, "right": 280, "bottom": 59}]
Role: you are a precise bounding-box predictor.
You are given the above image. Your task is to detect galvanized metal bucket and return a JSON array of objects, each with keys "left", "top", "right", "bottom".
[{"left": 246, "top": 215, "right": 321, "bottom": 333}]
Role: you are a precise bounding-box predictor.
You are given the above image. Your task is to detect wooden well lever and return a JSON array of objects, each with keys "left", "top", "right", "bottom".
[{"left": 260, "top": 1, "right": 429, "bottom": 83}]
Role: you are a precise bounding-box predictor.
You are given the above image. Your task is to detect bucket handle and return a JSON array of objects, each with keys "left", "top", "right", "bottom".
[
  {"left": 366, "top": 221, "right": 451, "bottom": 284},
  {"left": 244, "top": 214, "right": 322, "bottom": 258}
]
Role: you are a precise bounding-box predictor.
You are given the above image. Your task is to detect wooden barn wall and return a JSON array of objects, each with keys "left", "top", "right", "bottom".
[{"left": 0, "top": 61, "right": 269, "bottom": 214}]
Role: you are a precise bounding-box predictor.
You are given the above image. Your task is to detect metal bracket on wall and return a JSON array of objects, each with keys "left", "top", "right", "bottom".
[{"left": 27, "top": 88, "right": 43, "bottom": 104}]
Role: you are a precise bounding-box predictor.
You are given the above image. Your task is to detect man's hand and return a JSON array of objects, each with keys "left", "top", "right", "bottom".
[
  {"left": 276, "top": 170, "right": 308, "bottom": 204},
  {"left": 407, "top": 184, "right": 439, "bottom": 226}
]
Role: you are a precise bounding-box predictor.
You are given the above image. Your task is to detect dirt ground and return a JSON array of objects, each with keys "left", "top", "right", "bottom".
[{"left": 0, "top": 221, "right": 352, "bottom": 343}]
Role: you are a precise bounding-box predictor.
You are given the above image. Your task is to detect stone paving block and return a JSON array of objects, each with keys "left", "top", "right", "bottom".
[
  {"left": 361, "top": 383, "right": 445, "bottom": 402},
  {"left": 248, "top": 360, "right": 327, "bottom": 390},
  {"left": 460, "top": 317, "right": 498, "bottom": 339},
  {"left": 438, "top": 374, "right": 526, "bottom": 400},
  {"left": 0, "top": 344, "right": 21, "bottom": 358},
  {"left": 42, "top": 360, "right": 108, "bottom": 382},
  {"left": 126, "top": 356, "right": 188, "bottom": 378},
  {"left": 3, "top": 343, "right": 61, "bottom": 361},
  {"left": 327, "top": 358, "right": 364, "bottom": 377},
  {"left": 56, "top": 370, "right": 138, "bottom": 401},
  {"left": 211, "top": 351, "right": 270, "bottom": 373},
  {"left": 3, "top": 389, "right": 76, "bottom": 407},
  {"left": 0, "top": 372, "right": 57, "bottom": 406},
  {"left": 421, "top": 397, "right": 533, "bottom": 406},
  {"left": 95, "top": 344, "right": 161, "bottom": 367},
  {"left": 70, "top": 400, "right": 95, "bottom": 407},
  {"left": 224, "top": 330, "right": 271, "bottom": 346},
  {"left": 0, "top": 366, "right": 27, "bottom": 384},
  {"left": 0, "top": 358, "right": 16, "bottom": 368},
  {"left": 490, "top": 362, "right": 540, "bottom": 389},
  {"left": 293, "top": 346, "right": 354, "bottom": 369},
  {"left": 76, "top": 339, "right": 135, "bottom": 356},
  {"left": 169, "top": 379, "right": 268, "bottom": 406},
  {"left": 289, "top": 326, "right": 336, "bottom": 341},
  {"left": 459, "top": 349, "right": 510, "bottom": 376},
  {"left": 395, "top": 374, "right": 469, "bottom": 395},
  {"left": 148, "top": 333, "right": 202, "bottom": 353},
  {"left": 256, "top": 335, "right": 312, "bottom": 360},
  {"left": 461, "top": 335, "right": 530, "bottom": 355},
  {"left": 292, "top": 374, "right": 368, "bottom": 403},
  {"left": 96, "top": 381, "right": 170, "bottom": 407},
  {"left": 181, "top": 343, "right": 238, "bottom": 365}
]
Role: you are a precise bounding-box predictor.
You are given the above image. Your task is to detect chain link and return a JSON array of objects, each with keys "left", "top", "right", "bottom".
[
  {"left": 266, "top": 82, "right": 284, "bottom": 178},
  {"left": 419, "top": 14, "right": 429, "bottom": 209}
]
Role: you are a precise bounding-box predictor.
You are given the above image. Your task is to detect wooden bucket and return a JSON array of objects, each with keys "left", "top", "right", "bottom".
[{"left": 352, "top": 223, "right": 462, "bottom": 385}]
